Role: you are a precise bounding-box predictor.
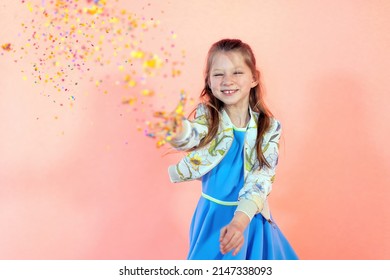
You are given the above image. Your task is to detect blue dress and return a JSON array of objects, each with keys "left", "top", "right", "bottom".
[{"left": 187, "top": 128, "right": 298, "bottom": 260}]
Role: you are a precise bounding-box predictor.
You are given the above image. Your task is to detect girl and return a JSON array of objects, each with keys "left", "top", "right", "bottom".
[{"left": 164, "top": 39, "right": 298, "bottom": 260}]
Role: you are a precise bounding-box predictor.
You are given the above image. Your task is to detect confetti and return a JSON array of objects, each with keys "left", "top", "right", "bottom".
[
  {"left": 141, "top": 89, "right": 154, "bottom": 96},
  {"left": 6, "top": 1, "right": 185, "bottom": 97},
  {"left": 1, "top": 43, "right": 12, "bottom": 51},
  {"left": 122, "top": 96, "right": 137, "bottom": 105},
  {"left": 3, "top": 1, "right": 187, "bottom": 148}
]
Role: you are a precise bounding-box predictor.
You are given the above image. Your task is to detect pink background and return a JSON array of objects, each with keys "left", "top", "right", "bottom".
[{"left": 1, "top": 0, "right": 389, "bottom": 259}]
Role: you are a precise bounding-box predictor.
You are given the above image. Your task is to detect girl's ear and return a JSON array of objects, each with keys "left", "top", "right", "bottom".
[
  {"left": 251, "top": 77, "right": 259, "bottom": 88},
  {"left": 251, "top": 71, "right": 260, "bottom": 88}
]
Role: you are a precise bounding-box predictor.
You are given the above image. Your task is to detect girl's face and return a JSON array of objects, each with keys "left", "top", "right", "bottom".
[{"left": 208, "top": 51, "right": 258, "bottom": 110}]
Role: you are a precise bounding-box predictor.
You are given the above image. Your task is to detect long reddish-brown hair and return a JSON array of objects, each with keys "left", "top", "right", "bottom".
[{"left": 191, "top": 38, "right": 273, "bottom": 168}]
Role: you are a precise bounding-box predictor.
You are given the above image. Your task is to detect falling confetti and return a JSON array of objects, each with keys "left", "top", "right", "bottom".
[
  {"left": 3, "top": 0, "right": 188, "bottom": 148},
  {"left": 6, "top": 1, "right": 185, "bottom": 95},
  {"left": 1, "top": 43, "right": 12, "bottom": 51}
]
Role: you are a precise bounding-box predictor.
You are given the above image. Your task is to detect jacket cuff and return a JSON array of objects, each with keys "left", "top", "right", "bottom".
[{"left": 235, "top": 199, "right": 259, "bottom": 221}]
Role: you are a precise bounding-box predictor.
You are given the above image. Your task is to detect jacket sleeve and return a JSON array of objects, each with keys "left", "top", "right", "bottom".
[
  {"left": 168, "top": 103, "right": 209, "bottom": 151},
  {"left": 235, "top": 119, "right": 282, "bottom": 220}
]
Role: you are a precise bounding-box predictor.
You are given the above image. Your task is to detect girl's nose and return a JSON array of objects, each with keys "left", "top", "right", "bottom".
[{"left": 222, "top": 74, "right": 234, "bottom": 85}]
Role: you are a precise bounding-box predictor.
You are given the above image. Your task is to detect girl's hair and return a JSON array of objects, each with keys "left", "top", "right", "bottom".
[{"left": 192, "top": 38, "right": 273, "bottom": 169}]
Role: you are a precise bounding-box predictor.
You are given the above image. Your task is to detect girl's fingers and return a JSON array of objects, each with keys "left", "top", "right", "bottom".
[
  {"left": 235, "top": 236, "right": 244, "bottom": 254},
  {"left": 220, "top": 228, "right": 234, "bottom": 246},
  {"left": 220, "top": 231, "right": 243, "bottom": 254},
  {"left": 223, "top": 233, "right": 241, "bottom": 251},
  {"left": 232, "top": 241, "right": 243, "bottom": 256},
  {"left": 219, "top": 226, "right": 228, "bottom": 242}
]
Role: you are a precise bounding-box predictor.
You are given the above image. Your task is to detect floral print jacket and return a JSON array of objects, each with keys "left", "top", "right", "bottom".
[{"left": 168, "top": 104, "right": 282, "bottom": 222}]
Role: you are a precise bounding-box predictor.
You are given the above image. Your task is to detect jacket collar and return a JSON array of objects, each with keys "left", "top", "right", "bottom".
[{"left": 221, "top": 106, "right": 258, "bottom": 130}]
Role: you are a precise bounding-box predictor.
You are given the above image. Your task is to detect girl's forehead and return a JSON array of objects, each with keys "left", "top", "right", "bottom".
[{"left": 210, "top": 51, "right": 246, "bottom": 69}]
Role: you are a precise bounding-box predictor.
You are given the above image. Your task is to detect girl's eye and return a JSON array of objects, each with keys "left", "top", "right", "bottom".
[
  {"left": 234, "top": 72, "right": 243, "bottom": 75},
  {"left": 213, "top": 74, "right": 223, "bottom": 77}
]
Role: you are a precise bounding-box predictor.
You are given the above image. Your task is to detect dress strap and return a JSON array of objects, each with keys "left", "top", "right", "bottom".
[{"left": 201, "top": 192, "right": 238, "bottom": 206}]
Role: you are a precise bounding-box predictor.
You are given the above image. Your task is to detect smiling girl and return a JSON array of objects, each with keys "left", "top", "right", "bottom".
[{"left": 166, "top": 39, "right": 298, "bottom": 260}]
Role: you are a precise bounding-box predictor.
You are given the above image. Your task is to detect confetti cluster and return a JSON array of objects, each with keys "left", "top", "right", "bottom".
[
  {"left": 6, "top": 0, "right": 185, "bottom": 93},
  {"left": 1, "top": 43, "right": 12, "bottom": 51},
  {"left": 145, "top": 90, "right": 187, "bottom": 148},
  {"left": 2, "top": 0, "right": 189, "bottom": 147}
]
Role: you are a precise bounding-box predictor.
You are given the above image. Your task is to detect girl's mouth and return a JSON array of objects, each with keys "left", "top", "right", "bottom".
[{"left": 221, "top": 89, "right": 238, "bottom": 95}]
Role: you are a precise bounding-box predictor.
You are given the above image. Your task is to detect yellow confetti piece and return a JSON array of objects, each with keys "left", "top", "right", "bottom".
[
  {"left": 27, "top": 2, "right": 33, "bottom": 12},
  {"left": 85, "top": 6, "right": 103, "bottom": 16},
  {"left": 172, "top": 69, "right": 181, "bottom": 77},
  {"left": 156, "top": 139, "right": 166, "bottom": 147},
  {"left": 109, "top": 17, "right": 119, "bottom": 24},
  {"left": 143, "top": 55, "right": 163, "bottom": 69},
  {"left": 122, "top": 96, "right": 137, "bottom": 105},
  {"left": 143, "top": 59, "right": 156, "bottom": 68},
  {"left": 141, "top": 89, "right": 154, "bottom": 96},
  {"left": 131, "top": 50, "right": 144, "bottom": 59},
  {"left": 123, "top": 75, "right": 136, "bottom": 87}
]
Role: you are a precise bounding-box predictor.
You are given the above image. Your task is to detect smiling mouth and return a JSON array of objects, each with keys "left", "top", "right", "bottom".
[{"left": 221, "top": 89, "right": 238, "bottom": 95}]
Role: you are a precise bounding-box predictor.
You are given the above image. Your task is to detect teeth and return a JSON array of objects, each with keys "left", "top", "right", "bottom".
[{"left": 222, "top": 90, "right": 236, "bottom": 94}]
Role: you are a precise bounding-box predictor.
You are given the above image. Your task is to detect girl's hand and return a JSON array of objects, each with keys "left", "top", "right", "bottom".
[
  {"left": 146, "top": 91, "right": 187, "bottom": 147},
  {"left": 219, "top": 212, "right": 250, "bottom": 256},
  {"left": 152, "top": 109, "right": 184, "bottom": 139}
]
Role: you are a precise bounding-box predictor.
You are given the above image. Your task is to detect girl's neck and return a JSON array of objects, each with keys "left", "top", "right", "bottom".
[{"left": 224, "top": 106, "right": 250, "bottom": 128}]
